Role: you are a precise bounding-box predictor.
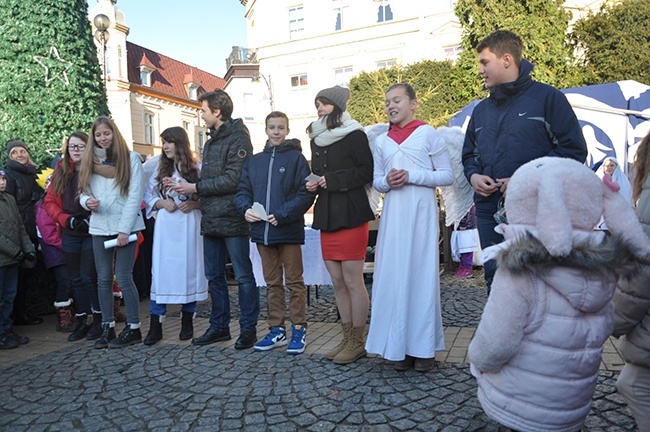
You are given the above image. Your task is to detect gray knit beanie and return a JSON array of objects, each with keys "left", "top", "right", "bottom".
[
  {"left": 315, "top": 85, "right": 350, "bottom": 112},
  {"left": 6, "top": 139, "right": 28, "bottom": 155}
]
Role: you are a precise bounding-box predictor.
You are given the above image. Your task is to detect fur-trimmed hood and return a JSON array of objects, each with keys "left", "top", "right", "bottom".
[{"left": 495, "top": 226, "right": 640, "bottom": 313}]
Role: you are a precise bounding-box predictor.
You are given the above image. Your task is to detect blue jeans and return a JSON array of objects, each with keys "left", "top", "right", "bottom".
[
  {"left": 203, "top": 235, "right": 259, "bottom": 333},
  {"left": 92, "top": 236, "right": 140, "bottom": 325},
  {"left": 150, "top": 299, "right": 196, "bottom": 316},
  {"left": 0, "top": 264, "right": 19, "bottom": 334},
  {"left": 476, "top": 215, "right": 504, "bottom": 293},
  {"left": 62, "top": 233, "right": 99, "bottom": 315}
]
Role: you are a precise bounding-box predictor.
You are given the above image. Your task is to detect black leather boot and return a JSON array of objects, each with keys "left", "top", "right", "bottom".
[
  {"left": 86, "top": 313, "right": 103, "bottom": 340},
  {"left": 68, "top": 314, "right": 91, "bottom": 342},
  {"left": 94, "top": 323, "right": 116, "bottom": 349},
  {"left": 179, "top": 311, "right": 194, "bottom": 341},
  {"left": 144, "top": 315, "right": 163, "bottom": 346}
]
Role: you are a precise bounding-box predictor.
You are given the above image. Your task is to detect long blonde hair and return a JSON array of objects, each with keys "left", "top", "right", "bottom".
[{"left": 78, "top": 116, "right": 132, "bottom": 196}]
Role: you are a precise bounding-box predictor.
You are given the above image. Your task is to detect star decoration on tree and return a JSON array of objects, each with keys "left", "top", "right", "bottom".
[{"left": 33, "top": 46, "right": 73, "bottom": 85}]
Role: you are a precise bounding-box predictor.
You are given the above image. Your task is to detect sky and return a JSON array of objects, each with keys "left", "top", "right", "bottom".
[{"left": 112, "top": 0, "right": 248, "bottom": 78}]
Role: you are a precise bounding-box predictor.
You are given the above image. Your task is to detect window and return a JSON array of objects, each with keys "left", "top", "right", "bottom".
[
  {"left": 376, "top": 1, "right": 393, "bottom": 23},
  {"left": 144, "top": 113, "right": 155, "bottom": 145},
  {"left": 197, "top": 131, "right": 205, "bottom": 158},
  {"left": 243, "top": 93, "right": 254, "bottom": 121},
  {"left": 290, "top": 74, "right": 308, "bottom": 88},
  {"left": 376, "top": 60, "right": 395, "bottom": 69},
  {"left": 444, "top": 46, "right": 463, "bottom": 61},
  {"left": 140, "top": 70, "right": 150, "bottom": 87},
  {"left": 289, "top": 6, "right": 304, "bottom": 39},
  {"left": 188, "top": 85, "right": 198, "bottom": 100},
  {"left": 183, "top": 121, "right": 190, "bottom": 131},
  {"left": 332, "top": 1, "right": 348, "bottom": 31},
  {"left": 117, "top": 46, "right": 123, "bottom": 79},
  {"left": 334, "top": 67, "right": 353, "bottom": 86}
]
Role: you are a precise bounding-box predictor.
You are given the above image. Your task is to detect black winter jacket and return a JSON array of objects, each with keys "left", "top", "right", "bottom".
[
  {"left": 310, "top": 129, "right": 374, "bottom": 231},
  {"left": 233, "top": 139, "right": 315, "bottom": 245},
  {"left": 196, "top": 118, "right": 253, "bottom": 237},
  {"left": 461, "top": 60, "right": 587, "bottom": 217},
  {"left": 4, "top": 160, "right": 43, "bottom": 241}
]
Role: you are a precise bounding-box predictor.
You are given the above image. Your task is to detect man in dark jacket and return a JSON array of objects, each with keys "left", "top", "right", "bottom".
[
  {"left": 173, "top": 90, "right": 259, "bottom": 349},
  {"left": 461, "top": 30, "right": 587, "bottom": 293}
]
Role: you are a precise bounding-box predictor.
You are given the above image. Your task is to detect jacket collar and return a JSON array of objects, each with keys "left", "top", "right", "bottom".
[{"left": 489, "top": 59, "right": 535, "bottom": 105}]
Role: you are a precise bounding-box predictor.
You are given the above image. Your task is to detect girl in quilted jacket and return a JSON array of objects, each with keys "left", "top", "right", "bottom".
[
  {"left": 469, "top": 157, "right": 650, "bottom": 432},
  {"left": 613, "top": 129, "right": 650, "bottom": 431}
]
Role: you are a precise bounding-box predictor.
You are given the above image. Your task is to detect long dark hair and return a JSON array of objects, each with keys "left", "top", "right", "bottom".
[
  {"left": 155, "top": 127, "right": 199, "bottom": 198},
  {"left": 633, "top": 130, "right": 650, "bottom": 202},
  {"left": 50, "top": 131, "right": 89, "bottom": 196},
  {"left": 315, "top": 97, "right": 344, "bottom": 130}
]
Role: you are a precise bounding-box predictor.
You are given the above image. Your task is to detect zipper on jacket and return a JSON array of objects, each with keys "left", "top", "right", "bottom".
[{"left": 263, "top": 148, "right": 275, "bottom": 245}]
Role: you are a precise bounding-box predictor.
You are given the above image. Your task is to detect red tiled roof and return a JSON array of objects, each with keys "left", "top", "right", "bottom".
[{"left": 126, "top": 42, "right": 226, "bottom": 101}]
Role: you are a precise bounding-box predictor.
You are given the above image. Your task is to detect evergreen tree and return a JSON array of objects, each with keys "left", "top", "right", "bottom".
[
  {"left": 570, "top": 0, "right": 650, "bottom": 85},
  {"left": 452, "top": 0, "right": 584, "bottom": 101},
  {"left": 0, "top": 0, "right": 109, "bottom": 166}
]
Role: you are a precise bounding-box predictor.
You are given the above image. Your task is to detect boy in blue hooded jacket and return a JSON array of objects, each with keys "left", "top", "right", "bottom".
[{"left": 234, "top": 111, "right": 315, "bottom": 354}]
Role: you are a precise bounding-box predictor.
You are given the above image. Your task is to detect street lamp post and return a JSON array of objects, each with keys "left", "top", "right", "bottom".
[
  {"left": 252, "top": 71, "right": 274, "bottom": 111},
  {"left": 93, "top": 14, "right": 111, "bottom": 91}
]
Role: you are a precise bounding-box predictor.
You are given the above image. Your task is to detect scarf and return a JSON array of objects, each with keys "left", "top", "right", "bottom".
[
  {"left": 309, "top": 111, "right": 364, "bottom": 147},
  {"left": 92, "top": 147, "right": 116, "bottom": 179},
  {"left": 387, "top": 120, "right": 427, "bottom": 144}
]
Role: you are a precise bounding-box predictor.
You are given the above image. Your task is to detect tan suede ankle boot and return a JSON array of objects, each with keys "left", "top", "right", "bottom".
[
  {"left": 326, "top": 322, "right": 352, "bottom": 360},
  {"left": 333, "top": 325, "right": 367, "bottom": 364}
]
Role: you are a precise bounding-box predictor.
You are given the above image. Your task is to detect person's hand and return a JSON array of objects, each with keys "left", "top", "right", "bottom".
[
  {"left": 177, "top": 201, "right": 199, "bottom": 213},
  {"left": 495, "top": 177, "right": 510, "bottom": 196},
  {"left": 245, "top": 208, "right": 262, "bottom": 223},
  {"left": 14, "top": 250, "right": 25, "bottom": 262},
  {"left": 116, "top": 232, "right": 130, "bottom": 247},
  {"left": 316, "top": 176, "right": 327, "bottom": 189},
  {"left": 162, "top": 177, "right": 178, "bottom": 188},
  {"left": 25, "top": 252, "right": 36, "bottom": 262},
  {"left": 268, "top": 214, "right": 278, "bottom": 226},
  {"left": 171, "top": 178, "right": 196, "bottom": 195},
  {"left": 86, "top": 198, "right": 100, "bottom": 211},
  {"left": 470, "top": 174, "right": 501, "bottom": 197},
  {"left": 306, "top": 181, "right": 319, "bottom": 193},
  {"left": 387, "top": 168, "right": 409, "bottom": 188},
  {"left": 157, "top": 198, "right": 177, "bottom": 213}
]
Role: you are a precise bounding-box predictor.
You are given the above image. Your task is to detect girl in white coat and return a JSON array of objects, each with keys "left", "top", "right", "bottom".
[{"left": 78, "top": 116, "right": 145, "bottom": 349}]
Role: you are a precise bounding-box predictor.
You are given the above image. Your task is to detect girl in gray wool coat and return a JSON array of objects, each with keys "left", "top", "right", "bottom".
[{"left": 613, "top": 129, "right": 650, "bottom": 431}]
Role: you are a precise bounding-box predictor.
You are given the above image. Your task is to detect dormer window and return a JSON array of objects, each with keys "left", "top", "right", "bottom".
[
  {"left": 188, "top": 84, "right": 198, "bottom": 100},
  {"left": 139, "top": 66, "right": 153, "bottom": 86}
]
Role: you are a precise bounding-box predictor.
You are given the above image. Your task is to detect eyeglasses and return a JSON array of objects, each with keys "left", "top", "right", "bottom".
[{"left": 69, "top": 144, "right": 86, "bottom": 151}]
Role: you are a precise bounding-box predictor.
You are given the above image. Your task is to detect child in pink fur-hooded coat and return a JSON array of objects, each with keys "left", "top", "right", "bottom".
[{"left": 468, "top": 156, "right": 650, "bottom": 432}]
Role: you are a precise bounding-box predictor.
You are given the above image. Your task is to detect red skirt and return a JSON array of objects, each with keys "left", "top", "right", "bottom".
[{"left": 320, "top": 223, "right": 369, "bottom": 261}]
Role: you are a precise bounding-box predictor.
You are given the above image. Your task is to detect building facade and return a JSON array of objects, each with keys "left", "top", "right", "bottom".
[
  {"left": 227, "top": 0, "right": 611, "bottom": 155},
  {"left": 88, "top": 0, "right": 225, "bottom": 159}
]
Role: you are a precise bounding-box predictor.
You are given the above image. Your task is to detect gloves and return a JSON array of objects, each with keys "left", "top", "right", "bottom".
[
  {"left": 14, "top": 251, "right": 35, "bottom": 262},
  {"left": 66, "top": 216, "right": 90, "bottom": 232},
  {"left": 66, "top": 216, "right": 80, "bottom": 230}
]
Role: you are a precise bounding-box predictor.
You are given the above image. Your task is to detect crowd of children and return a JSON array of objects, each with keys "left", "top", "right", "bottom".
[{"left": 1, "top": 31, "right": 649, "bottom": 430}]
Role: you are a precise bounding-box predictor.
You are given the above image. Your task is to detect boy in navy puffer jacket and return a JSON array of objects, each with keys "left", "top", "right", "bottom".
[{"left": 234, "top": 111, "right": 314, "bottom": 355}]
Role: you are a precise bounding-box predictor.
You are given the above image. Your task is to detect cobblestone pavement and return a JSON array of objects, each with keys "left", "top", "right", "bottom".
[{"left": 0, "top": 268, "right": 638, "bottom": 431}]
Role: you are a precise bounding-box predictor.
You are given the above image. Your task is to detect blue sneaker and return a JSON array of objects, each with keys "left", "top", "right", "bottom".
[
  {"left": 287, "top": 324, "right": 307, "bottom": 355},
  {"left": 254, "top": 326, "right": 287, "bottom": 351}
]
